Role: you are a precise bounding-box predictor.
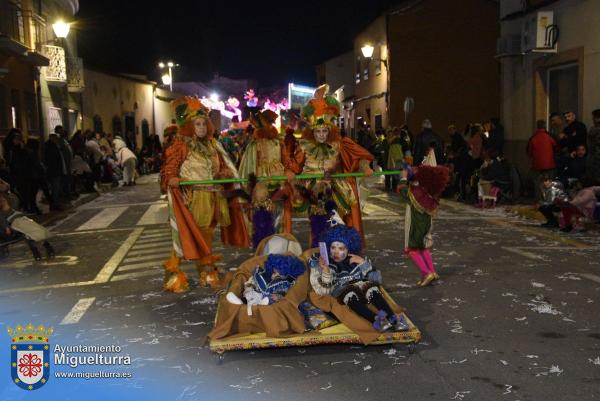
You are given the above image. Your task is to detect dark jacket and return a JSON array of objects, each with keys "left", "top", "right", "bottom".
[
  {"left": 414, "top": 129, "right": 444, "bottom": 165},
  {"left": 486, "top": 125, "right": 505, "bottom": 154},
  {"left": 481, "top": 158, "right": 511, "bottom": 184},
  {"left": 7, "top": 146, "right": 33, "bottom": 180},
  {"left": 44, "top": 141, "right": 66, "bottom": 178},
  {"left": 527, "top": 129, "right": 557, "bottom": 171},
  {"left": 564, "top": 120, "right": 587, "bottom": 152},
  {"left": 565, "top": 155, "right": 587, "bottom": 181}
]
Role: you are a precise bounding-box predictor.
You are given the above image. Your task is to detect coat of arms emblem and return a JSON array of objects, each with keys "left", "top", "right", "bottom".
[{"left": 8, "top": 323, "right": 53, "bottom": 390}]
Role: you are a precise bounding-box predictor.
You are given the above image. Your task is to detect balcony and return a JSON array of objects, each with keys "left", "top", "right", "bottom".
[
  {"left": 0, "top": 1, "right": 49, "bottom": 65},
  {"left": 0, "top": 0, "right": 28, "bottom": 55},
  {"left": 41, "top": 44, "right": 67, "bottom": 84}
]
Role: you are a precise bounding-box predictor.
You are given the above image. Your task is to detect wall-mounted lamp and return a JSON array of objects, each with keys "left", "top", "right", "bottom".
[
  {"left": 52, "top": 20, "right": 70, "bottom": 39},
  {"left": 361, "top": 43, "right": 387, "bottom": 68}
]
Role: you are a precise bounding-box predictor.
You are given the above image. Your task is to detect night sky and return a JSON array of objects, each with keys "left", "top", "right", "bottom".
[{"left": 76, "top": 1, "right": 398, "bottom": 87}]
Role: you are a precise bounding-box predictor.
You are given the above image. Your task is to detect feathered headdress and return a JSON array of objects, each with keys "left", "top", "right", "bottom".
[
  {"left": 171, "top": 96, "right": 214, "bottom": 138},
  {"left": 319, "top": 225, "right": 362, "bottom": 255},
  {"left": 301, "top": 84, "right": 340, "bottom": 130},
  {"left": 249, "top": 109, "right": 279, "bottom": 140}
]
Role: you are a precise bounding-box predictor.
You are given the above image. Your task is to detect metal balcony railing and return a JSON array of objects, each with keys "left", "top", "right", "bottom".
[{"left": 31, "top": 13, "right": 47, "bottom": 52}]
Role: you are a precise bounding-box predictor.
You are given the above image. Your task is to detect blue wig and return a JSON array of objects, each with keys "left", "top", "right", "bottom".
[
  {"left": 319, "top": 225, "right": 362, "bottom": 255},
  {"left": 264, "top": 254, "right": 306, "bottom": 279}
]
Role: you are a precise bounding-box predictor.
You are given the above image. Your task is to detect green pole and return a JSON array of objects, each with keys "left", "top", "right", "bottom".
[{"left": 179, "top": 170, "right": 403, "bottom": 186}]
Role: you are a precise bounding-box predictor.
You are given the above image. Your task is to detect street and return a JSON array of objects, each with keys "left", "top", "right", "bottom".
[{"left": 1, "top": 175, "right": 600, "bottom": 401}]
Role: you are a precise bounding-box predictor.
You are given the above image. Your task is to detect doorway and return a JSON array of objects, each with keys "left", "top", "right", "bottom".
[
  {"left": 547, "top": 63, "right": 578, "bottom": 117},
  {"left": 124, "top": 113, "right": 135, "bottom": 150}
]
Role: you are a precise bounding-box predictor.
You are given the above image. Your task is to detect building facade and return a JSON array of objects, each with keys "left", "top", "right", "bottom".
[
  {"left": 350, "top": 0, "right": 500, "bottom": 139},
  {"left": 81, "top": 69, "right": 156, "bottom": 150},
  {"left": 498, "top": 0, "right": 600, "bottom": 175},
  {"left": 0, "top": 0, "right": 82, "bottom": 140}
]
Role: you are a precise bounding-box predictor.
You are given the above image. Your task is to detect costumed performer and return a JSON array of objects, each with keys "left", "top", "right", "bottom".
[
  {"left": 308, "top": 224, "right": 409, "bottom": 332},
  {"left": 398, "top": 150, "right": 450, "bottom": 287},
  {"left": 238, "top": 109, "right": 292, "bottom": 245},
  {"left": 164, "top": 96, "right": 250, "bottom": 288},
  {"left": 282, "top": 84, "right": 374, "bottom": 247}
]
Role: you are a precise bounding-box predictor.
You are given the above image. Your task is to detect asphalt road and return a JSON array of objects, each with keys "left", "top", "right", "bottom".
[{"left": 1, "top": 175, "right": 599, "bottom": 401}]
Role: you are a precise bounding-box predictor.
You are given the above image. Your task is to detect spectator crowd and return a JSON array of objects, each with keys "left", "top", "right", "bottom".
[{"left": 0, "top": 126, "right": 164, "bottom": 216}]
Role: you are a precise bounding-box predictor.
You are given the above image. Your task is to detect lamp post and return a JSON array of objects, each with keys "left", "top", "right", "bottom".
[{"left": 158, "top": 61, "right": 178, "bottom": 91}]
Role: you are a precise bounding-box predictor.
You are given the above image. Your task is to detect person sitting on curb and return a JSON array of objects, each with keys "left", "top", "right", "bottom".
[{"left": 538, "top": 174, "right": 566, "bottom": 228}]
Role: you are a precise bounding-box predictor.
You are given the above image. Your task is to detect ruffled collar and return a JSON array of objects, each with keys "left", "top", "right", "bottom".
[{"left": 408, "top": 185, "right": 439, "bottom": 215}]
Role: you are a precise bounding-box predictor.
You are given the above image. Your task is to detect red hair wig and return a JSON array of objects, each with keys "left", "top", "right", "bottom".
[
  {"left": 414, "top": 165, "right": 450, "bottom": 198},
  {"left": 178, "top": 116, "right": 215, "bottom": 139}
]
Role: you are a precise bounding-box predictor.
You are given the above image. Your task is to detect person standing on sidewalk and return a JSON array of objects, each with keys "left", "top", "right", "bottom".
[
  {"left": 44, "top": 134, "right": 67, "bottom": 211},
  {"left": 55, "top": 125, "right": 76, "bottom": 199},
  {"left": 527, "top": 120, "right": 557, "bottom": 201}
]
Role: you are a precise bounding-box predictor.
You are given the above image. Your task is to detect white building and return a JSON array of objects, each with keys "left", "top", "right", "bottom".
[{"left": 498, "top": 0, "right": 600, "bottom": 176}]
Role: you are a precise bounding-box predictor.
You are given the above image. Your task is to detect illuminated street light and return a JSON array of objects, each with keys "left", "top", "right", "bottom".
[
  {"left": 361, "top": 44, "right": 374, "bottom": 58},
  {"left": 161, "top": 73, "right": 172, "bottom": 86},
  {"left": 360, "top": 44, "right": 387, "bottom": 68},
  {"left": 52, "top": 20, "right": 71, "bottom": 39},
  {"left": 157, "top": 60, "right": 178, "bottom": 91},
  {"left": 210, "top": 93, "right": 219, "bottom": 102}
]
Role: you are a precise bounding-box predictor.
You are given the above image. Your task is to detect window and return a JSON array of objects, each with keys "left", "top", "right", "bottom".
[
  {"left": 93, "top": 115, "right": 103, "bottom": 133},
  {"left": 112, "top": 115, "right": 122, "bottom": 135},
  {"left": 363, "top": 65, "right": 369, "bottom": 81},
  {"left": 547, "top": 63, "right": 578, "bottom": 119},
  {"left": 355, "top": 58, "right": 361, "bottom": 84},
  {"left": 375, "top": 62, "right": 381, "bottom": 76},
  {"left": 374, "top": 114, "right": 383, "bottom": 130}
]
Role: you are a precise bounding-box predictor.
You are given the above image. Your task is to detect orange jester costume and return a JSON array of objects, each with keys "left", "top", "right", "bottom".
[
  {"left": 282, "top": 85, "right": 374, "bottom": 245},
  {"left": 160, "top": 97, "right": 250, "bottom": 290}
]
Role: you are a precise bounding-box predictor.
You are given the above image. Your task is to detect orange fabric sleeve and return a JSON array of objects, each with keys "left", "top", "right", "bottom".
[
  {"left": 282, "top": 134, "right": 305, "bottom": 174},
  {"left": 339, "top": 137, "right": 374, "bottom": 172},
  {"left": 160, "top": 138, "right": 188, "bottom": 192}
]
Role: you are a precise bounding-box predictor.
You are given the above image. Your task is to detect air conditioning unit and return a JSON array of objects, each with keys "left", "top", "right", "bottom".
[
  {"left": 521, "top": 11, "right": 558, "bottom": 53},
  {"left": 496, "top": 34, "right": 522, "bottom": 57}
]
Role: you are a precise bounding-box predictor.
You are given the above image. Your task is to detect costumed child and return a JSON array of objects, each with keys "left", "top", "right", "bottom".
[
  {"left": 225, "top": 254, "right": 306, "bottom": 306},
  {"left": 398, "top": 150, "right": 450, "bottom": 287},
  {"left": 0, "top": 193, "right": 55, "bottom": 260},
  {"left": 283, "top": 84, "right": 373, "bottom": 247},
  {"left": 538, "top": 174, "right": 566, "bottom": 228},
  {"left": 308, "top": 224, "right": 409, "bottom": 332}
]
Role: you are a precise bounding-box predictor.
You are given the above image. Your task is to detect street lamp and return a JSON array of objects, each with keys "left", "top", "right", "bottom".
[
  {"left": 161, "top": 73, "right": 172, "bottom": 86},
  {"left": 52, "top": 20, "right": 71, "bottom": 39},
  {"left": 360, "top": 44, "right": 374, "bottom": 58},
  {"left": 360, "top": 43, "right": 387, "bottom": 68},
  {"left": 158, "top": 61, "right": 178, "bottom": 91}
]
